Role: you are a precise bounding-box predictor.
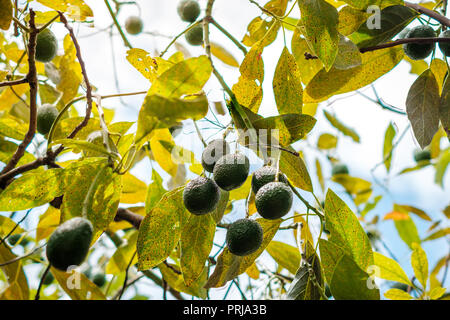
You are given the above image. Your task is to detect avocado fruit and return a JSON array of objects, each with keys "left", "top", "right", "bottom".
[
  {"left": 251, "top": 166, "right": 288, "bottom": 194},
  {"left": 35, "top": 29, "right": 58, "bottom": 63},
  {"left": 46, "top": 217, "right": 93, "bottom": 271},
  {"left": 439, "top": 30, "right": 450, "bottom": 56},
  {"left": 177, "top": 0, "right": 201, "bottom": 23},
  {"left": 403, "top": 25, "right": 436, "bottom": 60},
  {"left": 226, "top": 219, "right": 263, "bottom": 256},
  {"left": 185, "top": 25, "right": 203, "bottom": 46},
  {"left": 183, "top": 176, "right": 220, "bottom": 215},
  {"left": 125, "top": 16, "right": 144, "bottom": 35},
  {"left": 37, "top": 104, "right": 59, "bottom": 135},
  {"left": 213, "top": 153, "right": 250, "bottom": 191},
  {"left": 255, "top": 182, "right": 293, "bottom": 220},
  {"left": 201, "top": 139, "right": 230, "bottom": 173}
]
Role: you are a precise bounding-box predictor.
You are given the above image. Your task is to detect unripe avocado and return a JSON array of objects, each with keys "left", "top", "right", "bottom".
[
  {"left": 331, "top": 163, "right": 349, "bottom": 176},
  {"left": 177, "top": 0, "right": 201, "bottom": 23},
  {"left": 84, "top": 130, "right": 118, "bottom": 157},
  {"left": 439, "top": 30, "right": 450, "bottom": 56},
  {"left": 185, "top": 25, "right": 203, "bottom": 46},
  {"left": 201, "top": 139, "right": 230, "bottom": 173},
  {"left": 213, "top": 153, "right": 250, "bottom": 191},
  {"left": 42, "top": 271, "right": 54, "bottom": 285},
  {"left": 125, "top": 16, "right": 144, "bottom": 35},
  {"left": 35, "top": 29, "right": 58, "bottom": 63},
  {"left": 183, "top": 176, "right": 220, "bottom": 215},
  {"left": 413, "top": 148, "right": 431, "bottom": 162},
  {"left": 92, "top": 272, "right": 106, "bottom": 287},
  {"left": 255, "top": 182, "right": 293, "bottom": 220},
  {"left": 46, "top": 217, "right": 93, "bottom": 271},
  {"left": 226, "top": 219, "right": 263, "bottom": 256},
  {"left": 37, "top": 104, "right": 59, "bottom": 135},
  {"left": 251, "top": 166, "right": 288, "bottom": 194},
  {"left": 403, "top": 25, "right": 436, "bottom": 60}
]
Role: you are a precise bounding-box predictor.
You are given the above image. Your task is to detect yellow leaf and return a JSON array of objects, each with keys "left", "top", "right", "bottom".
[
  {"left": 36, "top": 0, "right": 93, "bottom": 21},
  {"left": 0, "top": 0, "right": 12, "bottom": 30},
  {"left": 120, "top": 173, "right": 147, "bottom": 204},
  {"left": 57, "top": 34, "right": 82, "bottom": 104},
  {"left": 430, "top": 58, "right": 447, "bottom": 93},
  {"left": 149, "top": 129, "right": 179, "bottom": 177},
  {"left": 384, "top": 288, "right": 413, "bottom": 300},
  {"left": 232, "top": 76, "right": 263, "bottom": 113},
  {"left": 266, "top": 241, "right": 301, "bottom": 274},
  {"left": 126, "top": 48, "right": 158, "bottom": 81},
  {"left": 411, "top": 243, "right": 429, "bottom": 290},
  {"left": 373, "top": 252, "right": 413, "bottom": 286},
  {"left": 0, "top": 83, "right": 29, "bottom": 111},
  {"left": 51, "top": 268, "right": 106, "bottom": 300},
  {"left": 245, "top": 262, "right": 260, "bottom": 280},
  {"left": 0, "top": 243, "right": 29, "bottom": 300},
  {"left": 106, "top": 231, "right": 139, "bottom": 275},
  {"left": 210, "top": 42, "right": 239, "bottom": 67},
  {"left": 36, "top": 206, "right": 61, "bottom": 241},
  {"left": 317, "top": 133, "right": 337, "bottom": 149},
  {"left": 291, "top": 30, "right": 324, "bottom": 85}
]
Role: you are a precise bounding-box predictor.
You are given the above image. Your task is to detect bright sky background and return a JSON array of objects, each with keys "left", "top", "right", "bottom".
[{"left": 3, "top": 0, "right": 449, "bottom": 300}]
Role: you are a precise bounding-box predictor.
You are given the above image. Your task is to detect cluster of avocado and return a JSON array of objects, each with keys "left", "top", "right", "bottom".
[
  {"left": 46, "top": 217, "right": 93, "bottom": 271},
  {"left": 125, "top": 16, "right": 144, "bottom": 35},
  {"left": 177, "top": 0, "right": 203, "bottom": 46},
  {"left": 183, "top": 139, "right": 293, "bottom": 256},
  {"left": 402, "top": 25, "right": 450, "bottom": 60}
]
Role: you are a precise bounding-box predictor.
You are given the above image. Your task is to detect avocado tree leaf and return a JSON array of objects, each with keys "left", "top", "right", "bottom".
[
  {"left": 285, "top": 245, "right": 322, "bottom": 300},
  {"left": 266, "top": 241, "right": 301, "bottom": 274},
  {"left": 137, "top": 187, "right": 189, "bottom": 270},
  {"left": 0, "top": 216, "right": 25, "bottom": 237},
  {"left": 324, "top": 189, "right": 374, "bottom": 271},
  {"left": 411, "top": 243, "right": 429, "bottom": 290},
  {"left": 391, "top": 205, "right": 421, "bottom": 249},
  {"left": 36, "top": 206, "right": 60, "bottom": 241},
  {"left": 51, "top": 268, "right": 106, "bottom": 300},
  {"left": 159, "top": 262, "right": 207, "bottom": 299},
  {"left": 298, "top": 0, "right": 339, "bottom": 71},
  {"left": 144, "top": 169, "right": 166, "bottom": 212},
  {"left": 333, "top": 35, "right": 362, "bottom": 70},
  {"left": 317, "top": 133, "right": 338, "bottom": 149},
  {"left": 373, "top": 252, "right": 413, "bottom": 286},
  {"left": 383, "top": 122, "right": 397, "bottom": 172},
  {"left": 341, "top": 0, "right": 403, "bottom": 10},
  {"left": 0, "top": 116, "right": 28, "bottom": 140},
  {"left": 204, "top": 218, "right": 281, "bottom": 289},
  {"left": 135, "top": 94, "right": 208, "bottom": 144},
  {"left": 349, "top": 5, "right": 417, "bottom": 48},
  {"left": 240, "top": 42, "right": 264, "bottom": 83},
  {"left": 0, "top": 168, "right": 65, "bottom": 211},
  {"left": 120, "top": 173, "right": 147, "bottom": 204},
  {"left": 180, "top": 214, "right": 216, "bottom": 286},
  {"left": 211, "top": 189, "right": 229, "bottom": 224},
  {"left": 435, "top": 148, "right": 450, "bottom": 187},
  {"left": 0, "top": 243, "right": 29, "bottom": 300},
  {"left": 36, "top": 0, "right": 93, "bottom": 21},
  {"left": 210, "top": 42, "right": 239, "bottom": 67},
  {"left": 280, "top": 149, "right": 313, "bottom": 192},
  {"left": 51, "top": 139, "right": 116, "bottom": 159},
  {"left": 422, "top": 227, "right": 450, "bottom": 242},
  {"left": 232, "top": 75, "right": 263, "bottom": 113},
  {"left": 331, "top": 175, "right": 372, "bottom": 205},
  {"left": 0, "top": 0, "right": 13, "bottom": 30},
  {"left": 441, "top": 75, "right": 450, "bottom": 137},
  {"left": 305, "top": 47, "right": 403, "bottom": 103},
  {"left": 106, "top": 231, "right": 139, "bottom": 275},
  {"left": 406, "top": 69, "right": 440, "bottom": 149},
  {"left": 323, "top": 110, "right": 360, "bottom": 142},
  {"left": 149, "top": 55, "right": 212, "bottom": 98},
  {"left": 0, "top": 139, "right": 38, "bottom": 169},
  {"left": 291, "top": 30, "right": 324, "bottom": 85},
  {"left": 384, "top": 288, "right": 413, "bottom": 300},
  {"left": 273, "top": 47, "right": 303, "bottom": 114},
  {"left": 337, "top": 5, "right": 369, "bottom": 36}
]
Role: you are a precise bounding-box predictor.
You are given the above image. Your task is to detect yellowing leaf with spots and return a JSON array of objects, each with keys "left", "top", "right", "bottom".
[
  {"left": 232, "top": 76, "right": 263, "bottom": 113},
  {"left": 36, "top": 0, "right": 93, "bottom": 21},
  {"left": 126, "top": 48, "right": 158, "bottom": 81},
  {"left": 137, "top": 187, "right": 189, "bottom": 270},
  {"left": 51, "top": 268, "right": 106, "bottom": 300},
  {"left": 273, "top": 47, "right": 303, "bottom": 114},
  {"left": 210, "top": 42, "right": 239, "bottom": 67}
]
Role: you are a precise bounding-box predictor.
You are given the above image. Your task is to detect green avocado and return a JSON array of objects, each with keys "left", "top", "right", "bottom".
[
  {"left": 226, "top": 219, "right": 263, "bottom": 256},
  {"left": 201, "top": 139, "right": 230, "bottom": 173},
  {"left": 413, "top": 148, "right": 431, "bottom": 162},
  {"left": 331, "top": 163, "right": 349, "bottom": 176},
  {"left": 403, "top": 25, "right": 436, "bottom": 60},
  {"left": 92, "top": 272, "right": 106, "bottom": 287},
  {"left": 177, "top": 0, "right": 201, "bottom": 23},
  {"left": 37, "top": 104, "right": 59, "bottom": 135},
  {"left": 255, "top": 182, "right": 293, "bottom": 220},
  {"left": 35, "top": 29, "right": 58, "bottom": 63},
  {"left": 125, "top": 16, "right": 144, "bottom": 35},
  {"left": 213, "top": 153, "right": 250, "bottom": 191},
  {"left": 439, "top": 30, "right": 450, "bottom": 56},
  {"left": 46, "top": 217, "right": 93, "bottom": 271},
  {"left": 185, "top": 25, "right": 203, "bottom": 46},
  {"left": 183, "top": 176, "right": 220, "bottom": 215},
  {"left": 251, "top": 166, "right": 288, "bottom": 194}
]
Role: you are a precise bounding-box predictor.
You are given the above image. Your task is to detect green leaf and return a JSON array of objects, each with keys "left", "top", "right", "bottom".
[
  {"left": 36, "top": 0, "right": 93, "bottom": 21},
  {"left": 106, "top": 231, "right": 139, "bottom": 275},
  {"left": 148, "top": 55, "right": 212, "bottom": 98},
  {"left": 338, "top": 5, "right": 369, "bottom": 36},
  {"left": 435, "top": 147, "right": 450, "bottom": 187},
  {"left": 384, "top": 288, "right": 413, "bottom": 300},
  {"left": 333, "top": 35, "right": 362, "bottom": 70},
  {"left": 305, "top": 47, "right": 403, "bottom": 103},
  {"left": 406, "top": 69, "right": 440, "bottom": 149},
  {"left": 298, "top": 0, "right": 339, "bottom": 70},
  {"left": 349, "top": 5, "right": 417, "bottom": 48},
  {"left": 52, "top": 139, "right": 116, "bottom": 159},
  {"left": 280, "top": 148, "right": 313, "bottom": 192},
  {"left": 317, "top": 133, "right": 338, "bottom": 149},
  {"left": 411, "top": 243, "right": 429, "bottom": 290},
  {"left": 0, "top": 0, "right": 12, "bottom": 30},
  {"left": 392, "top": 205, "right": 420, "bottom": 249},
  {"left": 135, "top": 94, "right": 208, "bottom": 144},
  {"left": 324, "top": 189, "right": 374, "bottom": 271},
  {"left": 240, "top": 43, "right": 265, "bottom": 83},
  {"left": 383, "top": 122, "right": 397, "bottom": 172},
  {"left": 0, "top": 243, "right": 29, "bottom": 300},
  {"left": 0, "top": 116, "right": 28, "bottom": 140},
  {"left": 0, "top": 139, "right": 38, "bottom": 170},
  {"left": 266, "top": 241, "right": 301, "bottom": 274},
  {"left": 373, "top": 252, "right": 412, "bottom": 286},
  {"left": 291, "top": 30, "right": 324, "bottom": 85},
  {"left": 0, "top": 168, "right": 64, "bottom": 211},
  {"left": 440, "top": 75, "right": 450, "bottom": 136},
  {"left": 273, "top": 47, "right": 303, "bottom": 114},
  {"left": 158, "top": 262, "right": 207, "bottom": 299},
  {"left": 204, "top": 218, "right": 281, "bottom": 289},
  {"left": 180, "top": 214, "right": 216, "bottom": 286},
  {"left": 137, "top": 187, "right": 189, "bottom": 270},
  {"left": 144, "top": 169, "right": 166, "bottom": 212},
  {"left": 323, "top": 110, "right": 360, "bottom": 142},
  {"left": 331, "top": 175, "right": 372, "bottom": 205},
  {"left": 51, "top": 268, "right": 106, "bottom": 300}
]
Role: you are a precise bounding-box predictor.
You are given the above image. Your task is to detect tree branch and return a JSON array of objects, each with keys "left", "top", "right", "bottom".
[
  {"left": 0, "top": 77, "right": 28, "bottom": 88},
  {"left": 405, "top": 1, "right": 450, "bottom": 27},
  {"left": 360, "top": 36, "right": 450, "bottom": 53}
]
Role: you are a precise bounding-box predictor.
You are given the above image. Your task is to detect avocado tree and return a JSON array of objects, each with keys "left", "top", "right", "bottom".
[{"left": 0, "top": 0, "right": 448, "bottom": 301}]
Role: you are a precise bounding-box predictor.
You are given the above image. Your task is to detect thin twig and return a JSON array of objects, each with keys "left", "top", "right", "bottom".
[
  {"left": 104, "top": 0, "right": 132, "bottom": 48},
  {"left": 35, "top": 265, "right": 51, "bottom": 300},
  {"left": 117, "top": 251, "right": 137, "bottom": 300},
  {"left": 0, "top": 77, "right": 28, "bottom": 88},
  {"left": 405, "top": 1, "right": 450, "bottom": 27}
]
